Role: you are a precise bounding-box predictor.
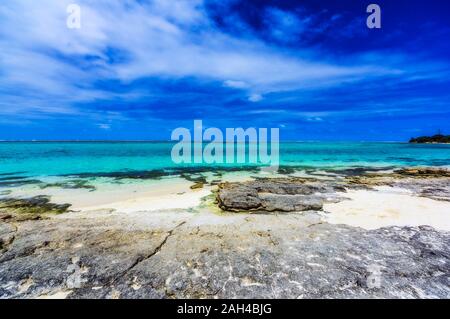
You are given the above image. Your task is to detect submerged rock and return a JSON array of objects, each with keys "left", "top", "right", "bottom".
[
  {"left": 395, "top": 167, "right": 450, "bottom": 178},
  {"left": 0, "top": 190, "right": 12, "bottom": 196},
  {"left": 39, "top": 179, "right": 96, "bottom": 192},
  {"left": 190, "top": 182, "right": 204, "bottom": 190},
  {"left": 0, "top": 179, "right": 42, "bottom": 188}
]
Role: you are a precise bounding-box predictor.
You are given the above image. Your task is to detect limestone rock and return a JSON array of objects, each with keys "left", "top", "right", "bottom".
[
  {"left": 0, "top": 215, "right": 448, "bottom": 299},
  {"left": 216, "top": 178, "right": 344, "bottom": 212}
]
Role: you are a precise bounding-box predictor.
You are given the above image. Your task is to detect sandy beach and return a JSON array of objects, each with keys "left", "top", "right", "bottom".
[
  {"left": 8, "top": 168, "right": 448, "bottom": 231},
  {"left": 2, "top": 0, "right": 450, "bottom": 305},
  {"left": 323, "top": 186, "right": 450, "bottom": 231}
]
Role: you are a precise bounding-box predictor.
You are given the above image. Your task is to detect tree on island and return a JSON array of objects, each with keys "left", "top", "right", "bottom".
[{"left": 409, "top": 130, "right": 450, "bottom": 143}]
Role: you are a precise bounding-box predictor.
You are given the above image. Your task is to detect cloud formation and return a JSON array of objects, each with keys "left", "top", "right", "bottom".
[{"left": 0, "top": 0, "right": 449, "bottom": 140}]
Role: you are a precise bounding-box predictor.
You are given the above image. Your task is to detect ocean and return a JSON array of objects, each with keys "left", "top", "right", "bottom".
[{"left": 0, "top": 142, "right": 449, "bottom": 180}]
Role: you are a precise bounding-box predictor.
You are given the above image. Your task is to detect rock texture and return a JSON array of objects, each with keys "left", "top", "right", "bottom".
[
  {"left": 395, "top": 167, "right": 450, "bottom": 178},
  {"left": 216, "top": 178, "right": 346, "bottom": 212},
  {"left": 345, "top": 167, "right": 450, "bottom": 201},
  {"left": 0, "top": 211, "right": 448, "bottom": 299},
  {"left": 0, "top": 168, "right": 449, "bottom": 299},
  {"left": 0, "top": 196, "right": 71, "bottom": 222}
]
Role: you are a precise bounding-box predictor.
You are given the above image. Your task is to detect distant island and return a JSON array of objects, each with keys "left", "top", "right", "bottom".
[{"left": 409, "top": 134, "right": 450, "bottom": 144}]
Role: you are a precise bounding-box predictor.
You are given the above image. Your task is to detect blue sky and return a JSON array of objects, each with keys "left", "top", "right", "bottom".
[{"left": 0, "top": 0, "right": 449, "bottom": 141}]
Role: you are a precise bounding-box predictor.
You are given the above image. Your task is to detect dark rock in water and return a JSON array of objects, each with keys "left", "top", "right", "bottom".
[
  {"left": 183, "top": 174, "right": 207, "bottom": 189},
  {"left": 209, "top": 180, "right": 222, "bottom": 186},
  {"left": 62, "top": 166, "right": 261, "bottom": 181},
  {"left": 217, "top": 178, "right": 345, "bottom": 212},
  {"left": 0, "top": 176, "right": 30, "bottom": 182},
  {"left": 181, "top": 173, "right": 207, "bottom": 184},
  {"left": 190, "top": 182, "right": 204, "bottom": 190},
  {"left": 395, "top": 167, "right": 450, "bottom": 178},
  {"left": 0, "top": 179, "right": 42, "bottom": 187},
  {"left": 276, "top": 166, "right": 297, "bottom": 175},
  {"left": 39, "top": 179, "right": 96, "bottom": 192},
  {"left": 0, "top": 172, "right": 28, "bottom": 177},
  {"left": 327, "top": 166, "right": 394, "bottom": 177},
  {"left": 0, "top": 196, "right": 71, "bottom": 221},
  {"left": 0, "top": 190, "right": 12, "bottom": 196}
]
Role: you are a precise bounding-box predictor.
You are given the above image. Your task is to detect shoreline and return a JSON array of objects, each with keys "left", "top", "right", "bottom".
[
  {"left": 2, "top": 166, "right": 450, "bottom": 228},
  {"left": 1, "top": 165, "right": 450, "bottom": 298}
]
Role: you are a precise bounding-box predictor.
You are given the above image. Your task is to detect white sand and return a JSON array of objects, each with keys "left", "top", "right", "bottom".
[
  {"left": 5, "top": 176, "right": 211, "bottom": 212},
  {"left": 78, "top": 185, "right": 212, "bottom": 213},
  {"left": 4, "top": 172, "right": 450, "bottom": 232},
  {"left": 323, "top": 186, "right": 450, "bottom": 231}
]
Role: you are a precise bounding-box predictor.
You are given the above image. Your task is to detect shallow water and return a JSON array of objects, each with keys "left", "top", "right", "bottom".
[{"left": 0, "top": 142, "right": 449, "bottom": 179}]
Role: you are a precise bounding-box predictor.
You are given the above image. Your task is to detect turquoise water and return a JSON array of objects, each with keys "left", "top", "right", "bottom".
[{"left": 0, "top": 142, "right": 449, "bottom": 178}]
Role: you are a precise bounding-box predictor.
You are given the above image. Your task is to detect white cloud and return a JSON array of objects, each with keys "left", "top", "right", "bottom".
[
  {"left": 306, "top": 117, "right": 323, "bottom": 122},
  {"left": 248, "top": 94, "right": 263, "bottom": 102},
  {"left": 223, "top": 80, "right": 249, "bottom": 89},
  {"left": 0, "top": 0, "right": 406, "bottom": 118},
  {"left": 97, "top": 123, "right": 111, "bottom": 130}
]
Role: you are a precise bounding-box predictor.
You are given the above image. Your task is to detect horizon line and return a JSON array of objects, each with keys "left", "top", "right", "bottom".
[{"left": 0, "top": 139, "right": 409, "bottom": 143}]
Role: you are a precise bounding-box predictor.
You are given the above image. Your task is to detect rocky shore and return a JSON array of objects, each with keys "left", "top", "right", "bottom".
[{"left": 0, "top": 167, "right": 449, "bottom": 299}]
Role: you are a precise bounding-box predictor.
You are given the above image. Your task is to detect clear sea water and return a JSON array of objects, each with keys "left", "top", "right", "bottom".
[{"left": 0, "top": 142, "right": 449, "bottom": 179}]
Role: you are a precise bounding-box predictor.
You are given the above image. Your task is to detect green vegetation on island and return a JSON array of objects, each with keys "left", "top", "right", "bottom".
[{"left": 409, "top": 134, "right": 450, "bottom": 144}]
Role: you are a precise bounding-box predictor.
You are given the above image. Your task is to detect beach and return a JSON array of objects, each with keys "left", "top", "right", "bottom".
[
  {"left": 2, "top": 0, "right": 450, "bottom": 304},
  {"left": 0, "top": 142, "right": 450, "bottom": 298}
]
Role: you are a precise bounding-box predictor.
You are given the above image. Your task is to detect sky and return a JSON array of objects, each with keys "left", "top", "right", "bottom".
[{"left": 0, "top": 0, "right": 449, "bottom": 141}]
